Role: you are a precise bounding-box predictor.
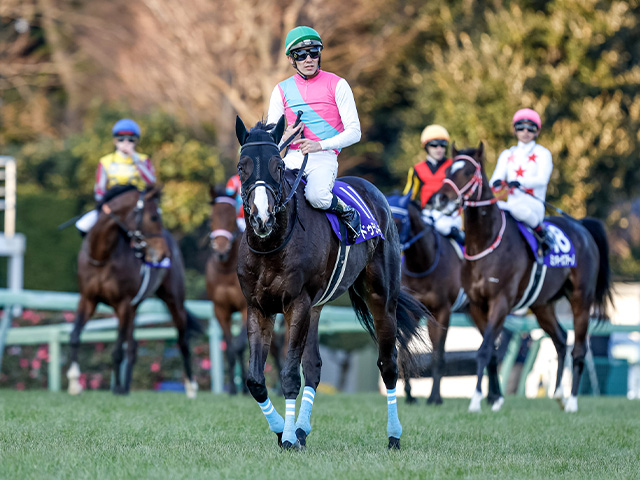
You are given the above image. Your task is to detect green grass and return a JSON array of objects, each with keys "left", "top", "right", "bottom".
[{"left": 0, "top": 391, "right": 638, "bottom": 479}]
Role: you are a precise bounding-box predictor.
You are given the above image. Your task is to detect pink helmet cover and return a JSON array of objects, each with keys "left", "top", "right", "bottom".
[{"left": 512, "top": 108, "right": 541, "bottom": 130}]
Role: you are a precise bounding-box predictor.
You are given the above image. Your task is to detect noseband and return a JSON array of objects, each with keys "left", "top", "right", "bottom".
[{"left": 240, "top": 140, "right": 286, "bottom": 214}]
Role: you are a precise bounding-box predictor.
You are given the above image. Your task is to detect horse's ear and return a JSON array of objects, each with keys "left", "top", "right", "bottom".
[
  {"left": 476, "top": 141, "right": 485, "bottom": 161},
  {"left": 209, "top": 184, "right": 216, "bottom": 204},
  {"left": 271, "top": 115, "right": 286, "bottom": 145},
  {"left": 451, "top": 141, "right": 458, "bottom": 158},
  {"left": 236, "top": 116, "right": 249, "bottom": 146}
]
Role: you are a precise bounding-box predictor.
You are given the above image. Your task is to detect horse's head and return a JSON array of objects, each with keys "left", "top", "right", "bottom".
[
  {"left": 433, "top": 142, "right": 486, "bottom": 214},
  {"left": 235, "top": 115, "right": 286, "bottom": 238},
  {"left": 208, "top": 184, "right": 239, "bottom": 262},
  {"left": 102, "top": 185, "right": 170, "bottom": 263},
  {"left": 386, "top": 192, "right": 413, "bottom": 244}
]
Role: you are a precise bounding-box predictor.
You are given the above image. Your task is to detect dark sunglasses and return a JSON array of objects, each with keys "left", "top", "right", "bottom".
[
  {"left": 514, "top": 123, "right": 538, "bottom": 133},
  {"left": 115, "top": 135, "right": 138, "bottom": 143},
  {"left": 291, "top": 48, "right": 321, "bottom": 61},
  {"left": 427, "top": 140, "right": 448, "bottom": 148}
]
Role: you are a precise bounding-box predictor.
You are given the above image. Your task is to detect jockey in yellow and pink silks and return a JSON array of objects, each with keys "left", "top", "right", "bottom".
[{"left": 266, "top": 26, "right": 362, "bottom": 245}]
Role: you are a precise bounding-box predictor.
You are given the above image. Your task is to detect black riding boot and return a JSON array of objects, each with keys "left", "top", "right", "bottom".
[
  {"left": 533, "top": 224, "right": 553, "bottom": 258},
  {"left": 328, "top": 194, "right": 361, "bottom": 244},
  {"left": 449, "top": 226, "right": 465, "bottom": 244}
]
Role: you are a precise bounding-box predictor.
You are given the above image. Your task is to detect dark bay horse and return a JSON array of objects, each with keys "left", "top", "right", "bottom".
[
  {"left": 67, "top": 185, "right": 201, "bottom": 397},
  {"left": 433, "top": 144, "right": 612, "bottom": 412},
  {"left": 235, "top": 116, "right": 428, "bottom": 450},
  {"left": 387, "top": 193, "right": 466, "bottom": 405},
  {"left": 205, "top": 186, "right": 284, "bottom": 394}
]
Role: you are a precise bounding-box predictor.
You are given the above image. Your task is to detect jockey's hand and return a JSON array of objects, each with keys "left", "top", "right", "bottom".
[
  {"left": 492, "top": 179, "right": 504, "bottom": 190},
  {"left": 292, "top": 138, "right": 322, "bottom": 155},
  {"left": 282, "top": 122, "right": 304, "bottom": 144},
  {"left": 508, "top": 180, "right": 521, "bottom": 189}
]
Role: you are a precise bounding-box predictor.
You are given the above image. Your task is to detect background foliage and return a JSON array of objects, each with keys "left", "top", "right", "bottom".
[{"left": 1, "top": 0, "right": 640, "bottom": 289}]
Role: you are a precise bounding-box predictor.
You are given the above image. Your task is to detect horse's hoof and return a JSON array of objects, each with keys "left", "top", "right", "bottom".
[
  {"left": 281, "top": 440, "right": 302, "bottom": 451},
  {"left": 68, "top": 383, "right": 83, "bottom": 396},
  {"left": 185, "top": 380, "right": 198, "bottom": 399},
  {"left": 405, "top": 396, "right": 417, "bottom": 405},
  {"left": 491, "top": 396, "right": 505, "bottom": 412},
  {"left": 427, "top": 396, "right": 443, "bottom": 406},
  {"left": 276, "top": 432, "right": 283, "bottom": 448},
  {"left": 112, "top": 386, "right": 129, "bottom": 395},
  {"left": 564, "top": 396, "right": 578, "bottom": 413},
  {"left": 388, "top": 437, "right": 401, "bottom": 450},
  {"left": 295, "top": 428, "right": 308, "bottom": 447}
]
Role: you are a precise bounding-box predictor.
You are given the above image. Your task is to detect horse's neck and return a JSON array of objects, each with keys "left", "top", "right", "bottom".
[
  {"left": 406, "top": 210, "right": 437, "bottom": 267},
  {"left": 463, "top": 183, "right": 503, "bottom": 254},
  {"left": 87, "top": 216, "right": 122, "bottom": 262}
]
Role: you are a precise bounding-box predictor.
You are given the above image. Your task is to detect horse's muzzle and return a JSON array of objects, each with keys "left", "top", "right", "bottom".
[
  {"left": 432, "top": 193, "right": 457, "bottom": 215},
  {"left": 145, "top": 237, "right": 171, "bottom": 264},
  {"left": 250, "top": 213, "right": 275, "bottom": 238}
]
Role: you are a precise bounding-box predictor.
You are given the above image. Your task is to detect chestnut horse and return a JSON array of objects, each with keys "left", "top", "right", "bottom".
[
  {"left": 67, "top": 185, "right": 201, "bottom": 397},
  {"left": 205, "top": 186, "right": 284, "bottom": 394},
  {"left": 235, "top": 117, "right": 428, "bottom": 450},
  {"left": 387, "top": 192, "right": 467, "bottom": 405},
  {"left": 433, "top": 145, "right": 612, "bottom": 412}
]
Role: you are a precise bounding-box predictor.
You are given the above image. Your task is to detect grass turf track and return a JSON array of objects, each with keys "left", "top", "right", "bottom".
[{"left": 0, "top": 391, "right": 638, "bottom": 479}]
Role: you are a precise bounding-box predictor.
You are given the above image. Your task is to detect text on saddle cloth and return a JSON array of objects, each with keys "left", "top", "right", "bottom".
[
  {"left": 516, "top": 220, "right": 577, "bottom": 267},
  {"left": 325, "top": 181, "right": 384, "bottom": 244}
]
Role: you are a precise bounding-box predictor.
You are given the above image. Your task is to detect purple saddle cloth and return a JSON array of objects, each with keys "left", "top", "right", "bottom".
[
  {"left": 325, "top": 181, "right": 384, "bottom": 244},
  {"left": 516, "top": 220, "right": 577, "bottom": 267}
]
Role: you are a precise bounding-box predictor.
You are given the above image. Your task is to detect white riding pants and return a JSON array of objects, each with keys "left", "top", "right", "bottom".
[
  {"left": 283, "top": 149, "right": 338, "bottom": 209},
  {"left": 498, "top": 193, "right": 545, "bottom": 228},
  {"left": 422, "top": 209, "right": 462, "bottom": 236}
]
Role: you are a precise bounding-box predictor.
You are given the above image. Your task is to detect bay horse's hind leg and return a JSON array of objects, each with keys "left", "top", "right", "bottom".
[
  {"left": 294, "top": 308, "right": 322, "bottom": 448},
  {"left": 246, "top": 308, "right": 284, "bottom": 447},
  {"left": 112, "top": 303, "right": 136, "bottom": 395},
  {"left": 531, "top": 304, "right": 568, "bottom": 407},
  {"left": 167, "top": 301, "right": 198, "bottom": 398},
  {"left": 567, "top": 299, "right": 591, "bottom": 413},
  {"left": 67, "top": 296, "right": 97, "bottom": 395},
  {"left": 400, "top": 350, "right": 416, "bottom": 405},
  {"left": 427, "top": 308, "right": 451, "bottom": 406}
]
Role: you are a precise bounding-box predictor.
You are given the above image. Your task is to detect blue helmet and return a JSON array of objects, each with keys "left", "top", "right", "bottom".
[{"left": 112, "top": 118, "right": 141, "bottom": 138}]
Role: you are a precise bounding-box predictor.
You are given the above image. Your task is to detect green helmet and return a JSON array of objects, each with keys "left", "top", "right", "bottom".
[{"left": 285, "top": 26, "right": 323, "bottom": 55}]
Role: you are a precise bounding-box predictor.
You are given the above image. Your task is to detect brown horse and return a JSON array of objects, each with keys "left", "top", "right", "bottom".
[
  {"left": 235, "top": 117, "right": 429, "bottom": 450},
  {"left": 433, "top": 144, "right": 612, "bottom": 412},
  {"left": 205, "top": 185, "right": 284, "bottom": 394},
  {"left": 387, "top": 192, "right": 467, "bottom": 405},
  {"left": 67, "top": 185, "right": 201, "bottom": 397}
]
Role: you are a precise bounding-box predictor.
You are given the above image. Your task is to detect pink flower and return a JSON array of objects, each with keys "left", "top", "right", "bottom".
[
  {"left": 79, "top": 374, "right": 87, "bottom": 389},
  {"left": 95, "top": 343, "right": 105, "bottom": 352},
  {"left": 37, "top": 347, "right": 49, "bottom": 360},
  {"left": 16, "top": 382, "right": 25, "bottom": 390},
  {"left": 19, "top": 358, "right": 29, "bottom": 368},
  {"left": 200, "top": 358, "right": 211, "bottom": 370},
  {"left": 265, "top": 363, "right": 272, "bottom": 373},
  {"left": 220, "top": 340, "right": 227, "bottom": 351},
  {"left": 150, "top": 362, "right": 161, "bottom": 372},
  {"left": 63, "top": 311, "right": 75, "bottom": 322},
  {"left": 90, "top": 378, "right": 101, "bottom": 389},
  {"left": 31, "top": 359, "right": 41, "bottom": 369}
]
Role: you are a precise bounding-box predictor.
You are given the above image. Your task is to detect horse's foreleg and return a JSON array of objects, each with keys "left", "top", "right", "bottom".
[
  {"left": 531, "top": 304, "right": 568, "bottom": 406},
  {"left": 279, "top": 298, "right": 312, "bottom": 449},
  {"left": 67, "top": 297, "right": 97, "bottom": 395},
  {"left": 246, "top": 308, "right": 283, "bottom": 445},
  {"left": 113, "top": 304, "right": 136, "bottom": 395},
  {"left": 427, "top": 307, "right": 450, "bottom": 406},
  {"left": 215, "top": 305, "right": 238, "bottom": 395},
  {"left": 567, "top": 303, "right": 590, "bottom": 413},
  {"left": 295, "top": 308, "right": 322, "bottom": 447}
]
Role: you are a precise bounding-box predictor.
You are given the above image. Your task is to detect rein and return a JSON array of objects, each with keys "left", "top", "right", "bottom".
[{"left": 402, "top": 224, "right": 441, "bottom": 277}]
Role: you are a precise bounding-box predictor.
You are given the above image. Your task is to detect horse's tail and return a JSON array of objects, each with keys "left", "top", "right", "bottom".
[
  {"left": 186, "top": 309, "right": 205, "bottom": 336},
  {"left": 347, "top": 286, "right": 430, "bottom": 350},
  {"left": 580, "top": 217, "right": 614, "bottom": 321}
]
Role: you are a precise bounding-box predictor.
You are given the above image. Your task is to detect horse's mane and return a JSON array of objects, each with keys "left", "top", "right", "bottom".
[
  {"left": 250, "top": 120, "right": 276, "bottom": 134},
  {"left": 99, "top": 184, "right": 139, "bottom": 206}
]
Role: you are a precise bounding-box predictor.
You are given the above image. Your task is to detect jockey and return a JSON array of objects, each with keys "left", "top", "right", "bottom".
[
  {"left": 403, "top": 124, "right": 464, "bottom": 244},
  {"left": 75, "top": 118, "right": 156, "bottom": 234},
  {"left": 266, "top": 26, "right": 362, "bottom": 244},
  {"left": 225, "top": 173, "right": 246, "bottom": 232},
  {"left": 490, "top": 108, "right": 554, "bottom": 257}
]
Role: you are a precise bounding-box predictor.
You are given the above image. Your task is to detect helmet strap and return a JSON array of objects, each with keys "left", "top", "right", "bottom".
[{"left": 291, "top": 57, "right": 321, "bottom": 80}]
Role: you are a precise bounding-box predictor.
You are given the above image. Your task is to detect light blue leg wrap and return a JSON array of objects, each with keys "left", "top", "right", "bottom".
[
  {"left": 295, "top": 386, "right": 315, "bottom": 435},
  {"left": 258, "top": 398, "right": 284, "bottom": 433},
  {"left": 386, "top": 388, "right": 402, "bottom": 438},
  {"left": 282, "top": 398, "right": 297, "bottom": 445}
]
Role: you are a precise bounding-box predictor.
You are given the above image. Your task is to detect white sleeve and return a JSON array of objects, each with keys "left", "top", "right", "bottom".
[
  {"left": 266, "top": 86, "right": 285, "bottom": 127},
  {"left": 524, "top": 146, "right": 553, "bottom": 189},
  {"left": 489, "top": 148, "right": 510, "bottom": 185},
  {"left": 318, "top": 79, "right": 361, "bottom": 152}
]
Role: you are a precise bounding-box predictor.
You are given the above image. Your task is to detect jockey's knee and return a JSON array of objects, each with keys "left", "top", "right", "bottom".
[{"left": 305, "top": 189, "right": 332, "bottom": 210}]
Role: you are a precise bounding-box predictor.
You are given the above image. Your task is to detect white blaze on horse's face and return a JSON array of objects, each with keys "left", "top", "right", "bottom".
[
  {"left": 450, "top": 160, "right": 466, "bottom": 175},
  {"left": 253, "top": 185, "right": 271, "bottom": 237}
]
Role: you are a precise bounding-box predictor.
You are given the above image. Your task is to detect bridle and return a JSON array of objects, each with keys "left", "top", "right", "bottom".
[
  {"left": 209, "top": 196, "right": 240, "bottom": 261},
  {"left": 442, "top": 154, "right": 506, "bottom": 261},
  {"left": 100, "top": 190, "right": 163, "bottom": 259}
]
